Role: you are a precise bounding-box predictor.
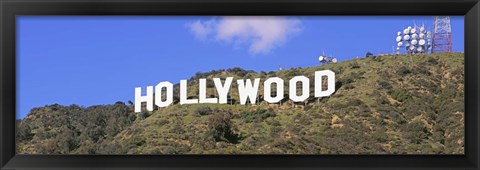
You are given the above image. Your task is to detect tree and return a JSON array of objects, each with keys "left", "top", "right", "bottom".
[
  {"left": 16, "top": 122, "right": 33, "bottom": 142},
  {"left": 365, "top": 52, "right": 374, "bottom": 58},
  {"left": 207, "top": 112, "right": 238, "bottom": 143}
]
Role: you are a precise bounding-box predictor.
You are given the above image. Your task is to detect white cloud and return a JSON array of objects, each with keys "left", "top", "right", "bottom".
[
  {"left": 187, "top": 16, "right": 303, "bottom": 54},
  {"left": 187, "top": 19, "right": 216, "bottom": 40}
]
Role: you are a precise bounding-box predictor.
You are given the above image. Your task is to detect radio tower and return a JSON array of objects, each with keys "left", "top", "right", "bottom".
[{"left": 432, "top": 16, "right": 452, "bottom": 53}]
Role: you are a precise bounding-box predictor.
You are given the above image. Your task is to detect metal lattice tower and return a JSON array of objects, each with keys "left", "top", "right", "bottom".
[{"left": 432, "top": 16, "right": 452, "bottom": 53}]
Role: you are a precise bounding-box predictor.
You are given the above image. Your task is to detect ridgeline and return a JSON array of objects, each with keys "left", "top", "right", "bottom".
[{"left": 17, "top": 53, "right": 464, "bottom": 154}]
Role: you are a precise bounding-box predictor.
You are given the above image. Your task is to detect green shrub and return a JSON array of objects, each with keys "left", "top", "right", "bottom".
[
  {"left": 397, "top": 66, "right": 412, "bottom": 76},
  {"left": 128, "top": 114, "right": 137, "bottom": 122},
  {"left": 293, "top": 113, "right": 311, "bottom": 125},
  {"left": 195, "top": 106, "right": 213, "bottom": 116},
  {"left": 241, "top": 108, "right": 276, "bottom": 123},
  {"left": 371, "top": 129, "right": 389, "bottom": 142},
  {"left": 206, "top": 112, "right": 238, "bottom": 143},
  {"left": 412, "top": 62, "right": 430, "bottom": 75},
  {"left": 343, "top": 84, "right": 355, "bottom": 90},
  {"left": 335, "top": 74, "right": 356, "bottom": 91},
  {"left": 403, "top": 120, "right": 429, "bottom": 144},
  {"left": 372, "top": 56, "right": 383, "bottom": 62},
  {"left": 156, "top": 119, "right": 170, "bottom": 126},
  {"left": 349, "top": 98, "right": 364, "bottom": 106},
  {"left": 377, "top": 79, "right": 393, "bottom": 90},
  {"left": 269, "top": 126, "right": 283, "bottom": 138},
  {"left": 427, "top": 57, "right": 438, "bottom": 65},
  {"left": 16, "top": 122, "right": 33, "bottom": 142},
  {"left": 349, "top": 62, "right": 360, "bottom": 69},
  {"left": 169, "top": 124, "right": 185, "bottom": 134},
  {"left": 266, "top": 119, "right": 281, "bottom": 126},
  {"left": 138, "top": 111, "right": 151, "bottom": 120},
  {"left": 390, "top": 89, "right": 411, "bottom": 102}
]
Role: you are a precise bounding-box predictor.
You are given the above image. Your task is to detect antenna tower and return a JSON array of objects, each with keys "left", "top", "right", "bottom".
[
  {"left": 395, "top": 24, "right": 431, "bottom": 55},
  {"left": 432, "top": 16, "right": 452, "bottom": 53},
  {"left": 318, "top": 51, "right": 337, "bottom": 65}
]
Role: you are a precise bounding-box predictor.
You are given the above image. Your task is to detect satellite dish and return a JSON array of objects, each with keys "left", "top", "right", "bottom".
[
  {"left": 318, "top": 56, "right": 324, "bottom": 62},
  {"left": 409, "top": 45, "right": 415, "bottom": 51},
  {"left": 332, "top": 58, "right": 337, "bottom": 63},
  {"left": 417, "top": 46, "right": 423, "bottom": 52},
  {"left": 403, "top": 35, "right": 410, "bottom": 40},
  {"left": 397, "top": 32, "right": 402, "bottom": 36},
  {"left": 396, "top": 47, "right": 400, "bottom": 50},
  {"left": 396, "top": 36, "right": 402, "bottom": 42},
  {"left": 419, "top": 33, "right": 425, "bottom": 39},
  {"left": 410, "top": 28, "right": 417, "bottom": 34},
  {"left": 412, "top": 33, "right": 418, "bottom": 39},
  {"left": 405, "top": 42, "right": 410, "bottom": 47},
  {"left": 397, "top": 42, "right": 403, "bottom": 47},
  {"left": 411, "top": 39, "right": 418, "bottom": 45},
  {"left": 420, "top": 27, "right": 425, "bottom": 33},
  {"left": 407, "top": 26, "right": 412, "bottom": 30},
  {"left": 419, "top": 39, "right": 426, "bottom": 45},
  {"left": 403, "top": 29, "right": 410, "bottom": 34}
]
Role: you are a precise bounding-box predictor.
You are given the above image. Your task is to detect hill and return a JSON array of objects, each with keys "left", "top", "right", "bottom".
[{"left": 16, "top": 52, "right": 465, "bottom": 154}]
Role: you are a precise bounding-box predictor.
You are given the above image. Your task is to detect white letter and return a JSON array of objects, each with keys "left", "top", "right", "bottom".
[
  {"left": 315, "top": 70, "right": 336, "bottom": 97},
  {"left": 237, "top": 78, "right": 260, "bottom": 105},
  {"left": 199, "top": 79, "right": 218, "bottom": 103},
  {"left": 180, "top": 80, "right": 198, "bottom": 105},
  {"left": 135, "top": 86, "right": 153, "bottom": 113},
  {"left": 155, "top": 81, "right": 173, "bottom": 108},
  {"left": 214, "top": 77, "right": 233, "bottom": 104},
  {"left": 264, "top": 77, "right": 284, "bottom": 103},
  {"left": 289, "top": 76, "right": 310, "bottom": 102}
]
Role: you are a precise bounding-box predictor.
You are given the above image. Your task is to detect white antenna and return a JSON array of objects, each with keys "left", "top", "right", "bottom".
[
  {"left": 396, "top": 24, "right": 432, "bottom": 55},
  {"left": 318, "top": 50, "right": 337, "bottom": 65},
  {"left": 396, "top": 36, "right": 402, "bottom": 42},
  {"left": 419, "top": 39, "right": 426, "bottom": 46},
  {"left": 419, "top": 33, "right": 425, "bottom": 39},
  {"left": 411, "top": 39, "right": 418, "bottom": 45},
  {"left": 412, "top": 33, "right": 418, "bottom": 40}
]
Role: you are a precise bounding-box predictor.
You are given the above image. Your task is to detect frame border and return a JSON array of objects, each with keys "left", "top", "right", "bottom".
[{"left": 1, "top": 0, "right": 479, "bottom": 169}]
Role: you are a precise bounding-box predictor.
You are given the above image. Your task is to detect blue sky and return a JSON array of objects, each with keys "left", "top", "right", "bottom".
[{"left": 16, "top": 16, "right": 464, "bottom": 119}]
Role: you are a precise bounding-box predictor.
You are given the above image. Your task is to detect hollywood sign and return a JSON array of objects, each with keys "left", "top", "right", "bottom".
[{"left": 134, "top": 70, "right": 335, "bottom": 113}]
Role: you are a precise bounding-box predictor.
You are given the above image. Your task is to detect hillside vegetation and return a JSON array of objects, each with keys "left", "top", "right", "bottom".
[{"left": 17, "top": 52, "right": 464, "bottom": 154}]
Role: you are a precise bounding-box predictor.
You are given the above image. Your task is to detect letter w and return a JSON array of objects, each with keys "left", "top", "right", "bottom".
[{"left": 237, "top": 78, "right": 260, "bottom": 105}]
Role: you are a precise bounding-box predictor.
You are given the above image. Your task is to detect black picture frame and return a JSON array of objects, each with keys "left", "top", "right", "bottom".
[{"left": 1, "top": 0, "right": 479, "bottom": 169}]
